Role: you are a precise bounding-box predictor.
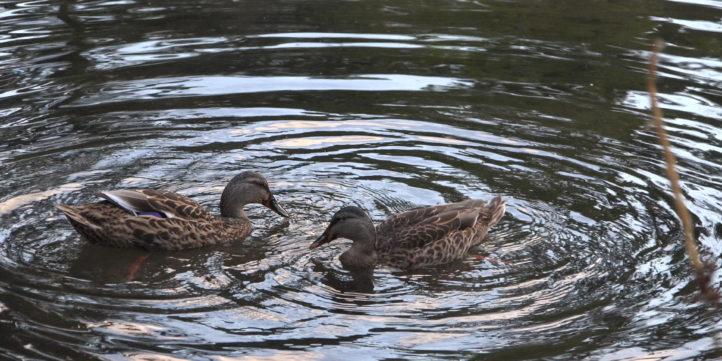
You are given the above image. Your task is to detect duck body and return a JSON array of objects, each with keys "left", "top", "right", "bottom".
[
  {"left": 57, "top": 171, "right": 288, "bottom": 251},
  {"left": 375, "top": 198, "right": 504, "bottom": 269},
  {"left": 312, "top": 196, "right": 506, "bottom": 271}
]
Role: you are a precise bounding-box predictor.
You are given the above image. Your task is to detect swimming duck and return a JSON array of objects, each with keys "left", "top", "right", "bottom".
[
  {"left": 57, "top": 171, "right": 289, "bottom": 250},
  {"left": 310, "top": 196, "right": 505, "bottom": 271}
]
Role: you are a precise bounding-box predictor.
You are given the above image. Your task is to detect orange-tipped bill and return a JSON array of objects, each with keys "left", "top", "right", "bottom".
[
  {"left": 263, "top": 197, "right": 289, "bottom": 218},
  {"left": 310, "top": 230, "right": 331, "bottom": 249}
]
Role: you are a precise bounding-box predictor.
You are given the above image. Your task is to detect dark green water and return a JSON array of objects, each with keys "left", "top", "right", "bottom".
[{"left": 1, "top": 0, "right": 722, "bottom": 359}]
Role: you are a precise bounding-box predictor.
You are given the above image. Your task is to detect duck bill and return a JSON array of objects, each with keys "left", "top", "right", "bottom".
[
  {"left": 264, "top": 197, "right": 289, "bottom": 218},
  {"left": 310, "top": 231, "right": 331, "bottom": 249}
]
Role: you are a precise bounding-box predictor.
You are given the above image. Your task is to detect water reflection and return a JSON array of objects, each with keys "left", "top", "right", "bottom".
[
  {"left": 1, "top": 0, "right": 722, "bottom": 359},
  {"left": 0, "top": 182, "right": 82, "bottom": 214},
  {"left": 73, "top": 74, "right": 473, "bottom": 105}
]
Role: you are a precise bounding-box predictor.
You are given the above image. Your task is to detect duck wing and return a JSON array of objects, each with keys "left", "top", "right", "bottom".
[
  {"left": 376, "top": 197, "right": 506, "bottom": 269},
  {"left": 376, "top": 204, "right": 481, "bottom": 252},
  {"left": 378, "top": 199, "right": 486, "bottom": 232},
  {"left": 57, "top": 201, "right": 239, "bottom": 250},
  {"left": 99, "top": 189, "right": 209, "bottom": 219}
]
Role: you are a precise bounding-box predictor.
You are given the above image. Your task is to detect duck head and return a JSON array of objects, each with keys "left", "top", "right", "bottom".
[
  {"left": 219, "top": 171, "right": 289, "bottom": 219},
  {"left": 311, "top": 206, "right": 374, "bottom": 249},
  {"left": 311, "top": 206, "right": 377, "bottom": 271}
]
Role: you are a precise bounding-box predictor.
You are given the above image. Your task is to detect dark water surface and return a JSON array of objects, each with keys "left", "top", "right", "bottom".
[{"left": 2, "top": 0, "right": 722, "bottom": 359}]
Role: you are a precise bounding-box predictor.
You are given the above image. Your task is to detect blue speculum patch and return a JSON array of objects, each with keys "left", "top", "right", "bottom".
[{"left": 138, "top": 211, "right": 165, "bottom": 218}]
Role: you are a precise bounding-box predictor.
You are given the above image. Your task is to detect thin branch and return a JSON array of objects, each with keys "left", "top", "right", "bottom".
[{"left": 646, "top": 39, "right": 718, "bottom": 302}]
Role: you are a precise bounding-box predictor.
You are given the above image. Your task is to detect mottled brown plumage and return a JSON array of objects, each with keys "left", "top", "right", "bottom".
[
  {"left": 311, "top": 196, "right": 506, "bottom": 271},
  {"left": 57, "top": 171, "right": 289, "bottom": 250}
]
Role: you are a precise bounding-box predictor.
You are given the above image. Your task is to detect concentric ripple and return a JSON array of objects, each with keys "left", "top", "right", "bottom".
[{"left": 1, "top": 0, "right": 722, "bottom": 360}]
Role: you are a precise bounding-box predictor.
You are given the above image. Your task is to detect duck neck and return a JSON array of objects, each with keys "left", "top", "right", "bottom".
[
  {"left": 220, "top": 183, "right": 253, "bottom": 219},
  {"left": 217, "top": 216, "right": 253, "bottom": 242},
  {"left": 340, "top": 226, "right": 377, "bottom": 272},
  {"left": 220, "top": 206, "right": 249, "bottom": 220},
  {"left": 220, "top": 215, "right": 250, "bottom": 224}
]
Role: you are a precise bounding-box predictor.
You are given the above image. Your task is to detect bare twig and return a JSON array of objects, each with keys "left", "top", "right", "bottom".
[{"left": 646, "top": 39, "right": 719, "bottom": 302}]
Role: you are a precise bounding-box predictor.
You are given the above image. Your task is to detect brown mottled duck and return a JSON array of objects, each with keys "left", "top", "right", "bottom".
[
  {"left": 310, "top": 196, "right": 505, "bottom": 271},
  {"left": 57, "top": 171, "right": 289, "bottom": 250}
]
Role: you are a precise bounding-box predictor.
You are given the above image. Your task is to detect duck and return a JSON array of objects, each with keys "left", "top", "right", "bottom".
[
  {"left": 310, "top": 196, "right": 505, "bottom": 271},
  {"left": 57, "top": 171, "right": 289, "bottom": 250}
]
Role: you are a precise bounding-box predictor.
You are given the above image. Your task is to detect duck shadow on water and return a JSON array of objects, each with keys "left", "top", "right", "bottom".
[
  {"left": 311, "top": 259, "right": 375, "bottom": 294},
  {"left": 310, "top": 252, "right": 501, "bottom": 295},
  {"left": 67, "top": 241, "right": 272, "bottom": 285}
]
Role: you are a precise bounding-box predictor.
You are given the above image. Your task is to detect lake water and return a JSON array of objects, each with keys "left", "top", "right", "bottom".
[{"left": 2, "top": 0, "right": 722, "bottom": 359}]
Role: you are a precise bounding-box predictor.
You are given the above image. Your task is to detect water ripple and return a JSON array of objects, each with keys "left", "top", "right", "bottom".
[
  {"left": 71, "top": 74, "right": 473, "bottom": 106},
  {"left": 1, "top": 0, "right": 722, "bottom": 359}
]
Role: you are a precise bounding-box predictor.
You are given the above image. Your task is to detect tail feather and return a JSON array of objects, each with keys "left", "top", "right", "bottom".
[
  {"left": 485, "top": 195, "right": 506, "bottom": 227},
  {"left": 56, "top": 204, "right": 102, "bottom": 230}
]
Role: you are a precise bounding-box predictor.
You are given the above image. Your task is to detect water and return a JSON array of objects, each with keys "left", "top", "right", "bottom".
[{"left": 1, "top": 0, "right": 722, "bottom": 359}]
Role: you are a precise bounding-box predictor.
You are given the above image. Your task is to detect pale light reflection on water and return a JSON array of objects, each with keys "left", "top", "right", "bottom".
[
  {"left": 1, "top": 0, "right": 722, "bottom": 359},
  {"left": 74, "top": 74, "right": 472, "bottom": 105}
]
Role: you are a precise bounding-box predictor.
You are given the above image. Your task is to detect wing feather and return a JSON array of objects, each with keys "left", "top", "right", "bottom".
[
  {"left": 99, "top": 190, "right": 154, "bottom": 216},
  {"left": 98, "top": 189, "right": 208, "bottom": 219},
  {"left": 376, "top": 206, "right": 480, "bottom": 252}
]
